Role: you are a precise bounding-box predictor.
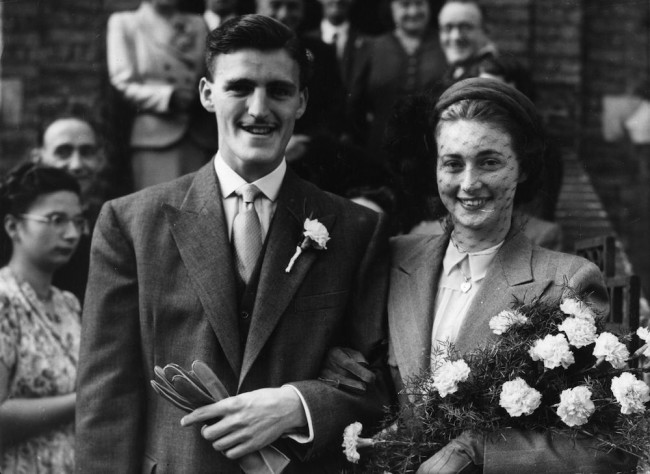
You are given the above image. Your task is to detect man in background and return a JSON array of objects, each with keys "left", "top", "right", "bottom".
[{"left": 32, "top": 115, "right": 109, "bottom": 302}]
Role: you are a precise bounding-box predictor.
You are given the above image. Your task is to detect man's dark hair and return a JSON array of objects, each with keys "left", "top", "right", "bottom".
[{"left": 205, "top": 14, "right": 313, "bottom": 89}]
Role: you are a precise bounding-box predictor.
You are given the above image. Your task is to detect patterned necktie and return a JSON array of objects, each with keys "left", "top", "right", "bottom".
[{"left": 232, "top": 184, "right": 263, "bottom": 284}]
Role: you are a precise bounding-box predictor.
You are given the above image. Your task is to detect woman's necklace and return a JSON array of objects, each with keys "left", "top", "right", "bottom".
[
  {"left": 451, "top": 237, "right": 473, "bottom": 293},
  {"left": 459, "top": 265, "right": 472, "bottom": 293}
]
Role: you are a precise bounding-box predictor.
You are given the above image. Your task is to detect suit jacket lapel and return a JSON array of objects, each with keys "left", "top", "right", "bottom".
[
  {"left": 239, "top": 171, "right": 336, "bottom": 386},
  {"left": 456, "top": 232, "right": 552, "bottom": 354},
  {"left": 163, "top": 164, "right": 242, "bottom": 375},
  {"left": 389, "top": 234, "right": 447, "bottom": 382}
]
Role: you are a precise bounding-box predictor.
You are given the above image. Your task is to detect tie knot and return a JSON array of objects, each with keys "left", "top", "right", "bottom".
[{"left": 236, "top": 184, "right": 261, "bottom": 204}]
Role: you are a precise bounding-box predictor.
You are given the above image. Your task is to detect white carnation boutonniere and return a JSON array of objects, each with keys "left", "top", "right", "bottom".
[{"left": 285, "top": 218, "right": 330, "bottom": 273}]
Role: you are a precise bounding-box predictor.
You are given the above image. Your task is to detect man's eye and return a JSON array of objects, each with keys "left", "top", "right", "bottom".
[
  {"left": 54, "top": 145, "right": 74, "bottom": 159},
  {"left": 270, "top": 87, "right": 292, "bottom": 99}
]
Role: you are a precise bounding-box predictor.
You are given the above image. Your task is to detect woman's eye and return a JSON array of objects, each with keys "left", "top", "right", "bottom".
[{"left": 441, "top": 160, "right": 463, "bottom": 171}]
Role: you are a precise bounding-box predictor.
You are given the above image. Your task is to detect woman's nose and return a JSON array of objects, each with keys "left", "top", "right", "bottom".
[{"left": 460, "top": 168, "right": 481, "bottom": 191}]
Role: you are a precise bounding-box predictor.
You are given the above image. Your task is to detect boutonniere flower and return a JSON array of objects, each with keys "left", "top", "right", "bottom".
[{"left": 285, "top": 218, "right": 330, "bottom": 273}]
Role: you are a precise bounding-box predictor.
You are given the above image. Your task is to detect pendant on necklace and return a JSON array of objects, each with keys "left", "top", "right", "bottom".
[{"left": 460, "top": 278, "right": 472, "bottom": 293}]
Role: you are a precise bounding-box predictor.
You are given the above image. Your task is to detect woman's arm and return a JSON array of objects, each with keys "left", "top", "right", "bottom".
[{"left": 0, "top": 364, "right": 75, "bottom": 448}]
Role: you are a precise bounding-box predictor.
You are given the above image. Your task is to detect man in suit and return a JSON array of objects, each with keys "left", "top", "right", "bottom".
[
  {"left": 32, "top": 115, "right": 110, "bottom": 303},
  {"left": 305, "top": 0, "right": 367, "bottom": 95},
  {"left": 75, "top": 14, "right": 390, "bottom": 473},
  {"left": 437, "top": 0, "right": 494, "bottom": 87}
]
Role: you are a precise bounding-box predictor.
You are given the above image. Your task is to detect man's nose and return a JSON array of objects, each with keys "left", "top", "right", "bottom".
[
  {"left": 67, "top": 151, "right": 83, "bottom": 171},
  {"left": 247, "top": 89, "right": 270, "bottom": 119}
]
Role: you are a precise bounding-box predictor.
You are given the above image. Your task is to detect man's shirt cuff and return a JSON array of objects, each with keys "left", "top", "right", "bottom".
[{"left": 282, "top": 384, "right": 314, "bottom": 443}]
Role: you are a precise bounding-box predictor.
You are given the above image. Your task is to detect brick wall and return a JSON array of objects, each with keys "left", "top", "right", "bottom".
[{"left": 0, "top": 0, "right": 107, "bottom": 172}]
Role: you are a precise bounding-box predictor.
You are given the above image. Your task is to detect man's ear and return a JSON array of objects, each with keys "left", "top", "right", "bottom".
[
  {"left": 296, "top": 88, "right": 308, "bottom": 120},
  {"left": 30, "top": 148, "right": 43, "bottom": 163},
  {"left": 199, "top": 78, "right": 215, "bottom": 112}
]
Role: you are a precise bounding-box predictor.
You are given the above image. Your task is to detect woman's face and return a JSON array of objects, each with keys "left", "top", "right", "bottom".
[
  {"left": 7, "top": 191, "right": 83, "bottom": 272},
  {"left": 436, "top": 119, "right": 523, "bottom": 234},
  {"left": 391, "top": 0, "right": 431, "bottom": 37}
]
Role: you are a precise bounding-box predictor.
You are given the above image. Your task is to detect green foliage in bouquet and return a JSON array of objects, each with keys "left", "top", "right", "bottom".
[{"left": 342, "top": 292, "right": 650, "bottom": 473}]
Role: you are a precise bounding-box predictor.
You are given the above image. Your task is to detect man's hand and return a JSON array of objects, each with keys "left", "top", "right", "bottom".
[{"left": 181, "top": 386, "right": 307, "bottom": 459}]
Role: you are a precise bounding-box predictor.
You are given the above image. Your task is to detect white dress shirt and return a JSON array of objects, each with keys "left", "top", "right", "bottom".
[
  {"left": 320, "top": 19, "right": 349, "bottom": 59},
  {"left": 431, "top": 240, "right": 503, "bottom": 359},
  {"left": 214, "top": 153, "right": 284, "bottom": 243},
  {"left": 213, "top": 154, "right": 314, "bottom": 442}
]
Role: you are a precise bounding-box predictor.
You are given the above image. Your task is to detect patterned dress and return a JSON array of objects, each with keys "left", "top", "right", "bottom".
[{"left": 0, "top": 266, "right": 80, "bottom": 473}]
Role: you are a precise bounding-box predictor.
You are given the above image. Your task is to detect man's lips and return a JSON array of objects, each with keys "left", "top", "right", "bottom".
[{"left": 240, "top": 123, "right": 277, "bottom": 135}]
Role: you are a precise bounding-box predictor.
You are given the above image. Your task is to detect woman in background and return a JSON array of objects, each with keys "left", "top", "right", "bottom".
[{"left": 0, "top": 164, "right": 85, "bottom": 473}]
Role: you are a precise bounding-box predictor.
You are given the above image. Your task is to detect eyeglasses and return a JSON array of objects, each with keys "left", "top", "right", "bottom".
[
  {"left": 440, "top": 22, "right": 477, "bottom": 35},
  {"left": 20, "top": 213, "right": 89, "bottom": 234},
  {"left": 53, "top": 144, "right": 99, "bottom": 159}
]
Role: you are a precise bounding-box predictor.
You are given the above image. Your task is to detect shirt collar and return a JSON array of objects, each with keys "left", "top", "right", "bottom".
[
  {"left": 321, "top": 19, "right": 349, "bottom": 44},
  {"left": 442, "top": 239, "right": 504, "bottom": 281},
  {"left": 214, "top": 151, "right": 286, "bottom": 202}
]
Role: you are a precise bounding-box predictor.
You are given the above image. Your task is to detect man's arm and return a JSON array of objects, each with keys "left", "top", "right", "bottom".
[{"left": 75, "top": 202, "right": 145, "bottom": 474}]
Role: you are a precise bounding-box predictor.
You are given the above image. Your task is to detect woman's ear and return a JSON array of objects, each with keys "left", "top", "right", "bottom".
[
  {"left": 518, "top": 170, "right": 528, "bottom": 184},
  {"left": 4, "top": 214, "right": 19, "bottom": 242}
]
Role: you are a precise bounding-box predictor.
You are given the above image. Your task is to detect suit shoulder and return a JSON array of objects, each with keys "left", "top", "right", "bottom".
[
  {"left": 390, "top": 233, "right": 440, "bottom": 264},
  {"left": 104, "top": 173, "right": 195, "bottom": 217},
  {"left": 530, "top": 243, "right": 599, "bottom": 279}
]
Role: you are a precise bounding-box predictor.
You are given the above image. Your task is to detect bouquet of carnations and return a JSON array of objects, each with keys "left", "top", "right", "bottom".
[{"left": 341, "top": 292, "right": 650, "bottom": 473}]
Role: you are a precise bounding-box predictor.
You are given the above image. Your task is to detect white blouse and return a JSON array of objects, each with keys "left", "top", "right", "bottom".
[{"left": 430, "top": 240, "right": 503, "bottom": 360}]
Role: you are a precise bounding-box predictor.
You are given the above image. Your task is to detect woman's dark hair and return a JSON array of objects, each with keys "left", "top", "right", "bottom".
[
  {"left": 205, "top": 14, "right": 314, "bottom": 89},
  {"left": 433, "top": 78, "right": 547, "bottom": 204},
  {"left": 0, "top": 162, "right": 81, "bottom": 265}
]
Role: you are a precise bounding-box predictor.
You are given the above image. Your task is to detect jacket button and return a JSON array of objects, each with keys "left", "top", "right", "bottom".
[{"left": 241, "top": 311, "right": 249, "bottom": 320}]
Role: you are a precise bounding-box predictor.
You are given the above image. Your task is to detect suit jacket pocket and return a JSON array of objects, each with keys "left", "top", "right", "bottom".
[
  {"left": 142, "top": 453, "right": 157, "bottom": 474},
  {"left": 294, "top": 290, "right": 349, "bottom": 312}
]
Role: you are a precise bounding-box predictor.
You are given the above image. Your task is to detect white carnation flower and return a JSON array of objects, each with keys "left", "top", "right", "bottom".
[
  {"left": 558, "top": 317, "right": 598, "bottom": 348},
  {"left": 489, "top": 310, "right": 529, "bottom": 335},
  {"left": 529, "top": 334, "right": 575, "bottom": 369},
  {"left": 499, "top": 377, "right": 542, "bottom": 417},
  {"left": 342, "top": 422, "right": 363, "bottom": 463},
  {"left": 557, "top": 386, "right": 595, "bottom": 426},
  {"left": 611, "top": 372, "right": 650, "bottom": 415},
  {"left": 560, "top": 298, "right": 596, "bottom": 323},
  {"left": 593, "top": 332, "right": 630, "bottom": 369},
  {"left": 303, "top": 218, "right": 330, "bottom": 249},
  {"left": 432, "top": 359, "right": 471, "bottom": 398},
  {"left": 637, "top": 327, "right": 650, "bottom": 358}
]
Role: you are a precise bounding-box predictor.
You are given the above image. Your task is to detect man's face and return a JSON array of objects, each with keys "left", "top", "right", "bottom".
[
  {"left": 200, "top": 48, "right": 307, "bottom": 182},
  {"left": 391, "top": 0, "right": 431, "bottom": 37},
  {"left": 206, "top": 0, "right": 238, "bottom": 16},
  {"left": 37, "top": 118, "right": 102, "bottom": 194},
  {"left": 318, "top": 0, "right": 352, "bottom": 25},
  {"left": 438, "top": 1, "right": 485, "bottom": 65},
  {"left": 256, "top": 0, "right": 304, "bottom": 31}
]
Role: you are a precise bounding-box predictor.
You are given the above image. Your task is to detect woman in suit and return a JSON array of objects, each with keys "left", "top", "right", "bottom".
[
  {"left": 107, "top": 0, "right": 214, "bottom": 190},
  {"left": 387, "top": 78, "right": 636, "bottom": 473}
]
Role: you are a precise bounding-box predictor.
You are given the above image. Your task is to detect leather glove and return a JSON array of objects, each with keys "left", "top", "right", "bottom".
[
  {"left": 417, "top": 431, "right": 484, "bottom": 474},
  {"left": 318, "top": 347, "right": 376, "bottom": 394},
  {"left": 151, "top": 361, "right": 290, "bottom": 474}
]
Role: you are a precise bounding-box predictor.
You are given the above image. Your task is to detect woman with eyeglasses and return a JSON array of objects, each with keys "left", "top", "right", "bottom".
[{"left": 0, "top": 163, "right": 85, "bottom": 473}]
